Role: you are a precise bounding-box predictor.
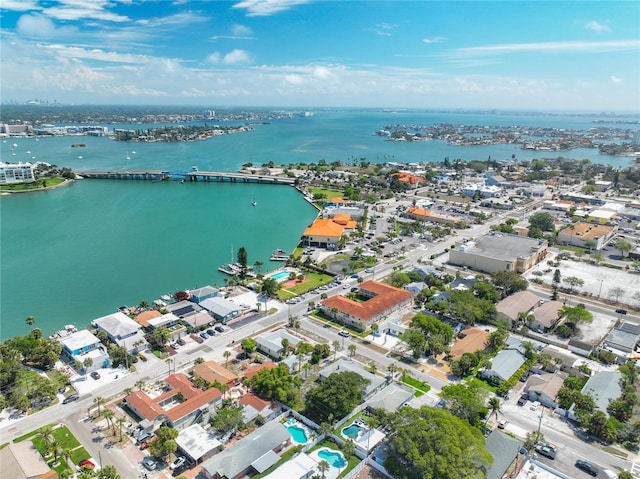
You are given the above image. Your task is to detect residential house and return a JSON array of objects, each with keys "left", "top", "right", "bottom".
[
  {"left": 449, "top": 233, "right": 548, "bottom": 274},
  {"left": 449, "top": 328, "right": 490, "bottom": 360},
  {"left": 410, "top": 264, "right": 443, "bottom": 280},
  {"left": 124, "top": 373, "right": 223, "bottom": 430},
  {"left": 405, "top": 281, "right": 427, "bottom": 295},
  {"left": 530, "top": 301, "right": 563, "bottom": 333},
  {"left": 59, "top": 330, "right": 110, "bottom": 372},
  {"left": 524, "top": 373, "right": 564, "bottom": 408},
  {"left": 193, "top": 361, "right": 239, "bottom": 387},
  {"left": 556, "top": 222, "right": 617, "bottom": 250},
  {"left": 496, "top": 291, "right": 542, "bottom": 328},
  {"left": 200, "top": 297, "right": 243, "bottom": 323},
  {"left": 91, "top": 312, "right": 147, "bottom": 353},
  {"left": 483, "top": 430, "right": 522, "bottom": 479},
  {"left": 579, "top": 370, "right": 623, "bottom": 416},
  {"left": 255, "top": 329, "right": 300, "bottom": 360},
  {"left": 365, "top": 382, "right": 414, "bottom": 413},
  {"left": 147, "top": 312, "right": 187, "bottom": 343},
  {"left": 568, "top": 338, "right": 595, "bottom": 358},
  {"left": 261, "top": 453, "right": 317, "bottom": 479},
  {"left": 0, "top": 440, "right": 58, "bottom": 479},
  {"left": 189, "top": 286, "right": 219, "bottom": 304},
  {"left": 200, "top": 420, "right": 291, "bottom": 479},
  {"left": 239, "top": 391, "right": 279, "bottom": 423},
  {"left": 320, "top": 280, "right": 414, "bottom": 332},
  {"left": 602, "top": 321, "right": 640, "bottom": 363},
  {"left": 176, "top": 424, "right": 221, "bottom": 465},
  {"left": 242, "top": 362, "right": 278, "bottom": 381},
  {"left": 480, "top": 349, "right": 526, "bottom": 383},
  {"left": 134, "top": 309, "right": 162, "bottom": 328}
]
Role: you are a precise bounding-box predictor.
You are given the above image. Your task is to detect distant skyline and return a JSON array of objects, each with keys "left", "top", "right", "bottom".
[{"left": 0, "top": 1, "right": 639, "bottom": 111}]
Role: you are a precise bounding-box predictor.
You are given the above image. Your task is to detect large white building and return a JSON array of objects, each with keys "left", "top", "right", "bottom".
[{"left": 0, "top": 162, "right": 35, "bottom": 184}]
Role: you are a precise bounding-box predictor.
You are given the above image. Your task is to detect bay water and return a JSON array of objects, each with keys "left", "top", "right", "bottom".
[{"left": 1, "top": 109, "right": 638, "bottom": 339}]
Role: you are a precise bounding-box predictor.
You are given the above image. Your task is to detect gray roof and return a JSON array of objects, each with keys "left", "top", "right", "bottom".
[
  {"left": 200, "top": 297, "right": 242, "bottom": 318},
  {"left": 484, "top": 430, "right": 522, "bottom": 479},
  {"left": 190, "top": 285, "right": 219, "bottom": 299},
  {"left": 365, "top": 383, "right": 414, "bottom": 412},
  {"left": 318, "top": 358, "right": 385, "bottom": 397},
  {"left": 458, "top": 233, "right": 546, "bottom": 262},
  {"left": 256, "top": 329, "right": 300, "bottom": 355},
  {"left": 176, "top": 424, "right": 221, "bottom": 462},
  {"left": 532, "top": 301, "right": 563, "bottom": 328},
  {"left": 582, "top": 371, "right": 622, "bottom": 414},
  {"left": 485, "top": 349, "right": 526, "bottom": 382},
  {"left": 496, "top": 291, "right": 540, "bottom": 321},
  {"left": 604, "top": 328, "right": 639, "bottom": 352},
  {"left": 201, "top": 420, "right": 290, "bottom": 478},
  {"left": 92, "top": 312, "right": 141, "bottom": 339}
]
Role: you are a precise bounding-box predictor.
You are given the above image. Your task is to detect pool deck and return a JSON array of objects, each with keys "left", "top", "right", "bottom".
[
  {"left": 283, "top": 418, "right": 312, "bottom": 444},
  {"left": 309, "top": 448, "right": 346, "bottom": 479}
]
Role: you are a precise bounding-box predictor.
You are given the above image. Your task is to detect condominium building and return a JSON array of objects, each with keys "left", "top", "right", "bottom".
[{"left": 0, "top": 162, "right": 35, "bottom": 184}]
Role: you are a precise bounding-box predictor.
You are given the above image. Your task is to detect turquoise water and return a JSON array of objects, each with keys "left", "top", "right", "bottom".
[
  {"left": 270, "top": 271, "right": 290, "bottom": 280},
  {"left": 342, "top": 424, "right": 364, "bottom": 439},
  {"left": 1, "top": 109, "right": 638, "bottom": 339},
  {"left": 317, "top": 449, "right": 346, "bottom": 468},
  {"left": 286, "top": 425, "right": 308, "bottom": 444}
]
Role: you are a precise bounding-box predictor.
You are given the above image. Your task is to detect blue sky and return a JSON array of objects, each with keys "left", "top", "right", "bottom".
[{"left": 0, "top": 0, "right": 638, "bottom": 111}]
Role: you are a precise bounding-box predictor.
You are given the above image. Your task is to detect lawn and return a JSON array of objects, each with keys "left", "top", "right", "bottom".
[
  {"left": 276, "top": 272, "right": 334, "bottom": 300},
  {"left": 308, "top": 187, "right": 344, "bottom": 200},
  {"left": 401, "top": 375, "right": 431, "bottom": 393},
  {"left": 307, "top": 439, "right": 361, "bottom": 478},
  {"left": 19, "top": 424, "right": 86, "bottom": 476},
  {"left": 0, "top": 178, "right": 65, "bottom": 191},
  {"left": 250, "top": 445, "right": 304, "bottom": 479}
]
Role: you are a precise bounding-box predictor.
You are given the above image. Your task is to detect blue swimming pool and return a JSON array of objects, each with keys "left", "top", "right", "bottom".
[
  {"left": 270, "top": 271, "right": 289, "bottom": 280},
  {"left": 317, "top": 448, "right": 346, "bottom": 468},
  {"left": 287, "top": 425, "right": 308, "bottom": 444},
  {"left": 342, "top": 424, "right": 364, "bottom": 439}
]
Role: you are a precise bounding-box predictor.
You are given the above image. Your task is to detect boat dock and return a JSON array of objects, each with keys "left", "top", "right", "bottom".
[{"left": 75, "top": 169, "right": 295, "bottom": 185}]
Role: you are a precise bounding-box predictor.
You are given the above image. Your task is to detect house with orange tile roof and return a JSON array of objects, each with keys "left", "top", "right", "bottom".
[
  {"left": 124, "top": 373, "right": 223, "bottom": 430},
  {"left": 242, "top": 361, "right": 278, "bottom": 380},
  {"left": 390, "top": 172, "right": 426, "bottom": 187},
  {"left": 239, "top": 391, "right": 279, "bottom": 423},
  {"left": 134, "top": 309, "right": 162, "bottom": 328},
  {"left": 302, "top": 215, "right": 357, "bottom": 249},
  {"left": 193, "top": 360, "right": 239, "bottom": 387},
  {"left": 320, "top": 280, "right": 414, "bottom": 331},
  {"left": 449, "top": 328, "right": 490, "bottom": 360}
]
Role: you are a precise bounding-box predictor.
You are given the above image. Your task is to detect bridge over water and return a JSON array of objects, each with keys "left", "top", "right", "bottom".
[{"left": 75, "top": 169, "right": 296, "bottom": 185}]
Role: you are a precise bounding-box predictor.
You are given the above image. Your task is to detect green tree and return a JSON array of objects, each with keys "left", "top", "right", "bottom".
[
  {"left": 305, "top": 371, "right": 370, "bottom": 423},
  {"left": 384, "top": 406, "right": 493, "bottom": 479},
  {"left": 317, "top": 460, "right": 330, "bottom": 479},
  {"left": 486, "top": 396, "right": 502, "bottom": 425},
  {"left": 223, "top": 350, "right": 232, "bottom": 368},
  {"left": 400, "top": 329, "right": 426, "bottom": 359},
  {"left": 440, "top": 382, "right": 488, "bottom": 424},
  {"left": 559, "top": 303, "right": 593, "bottom": 324},
  {"left": 211, "top": 400, "right": 244, "bottom": 433},
  {"left": 614, "top": 238, "right": 633, "bottom": 258},
  {"left": 152, "top": 326, "right": 170, "bottom": 346},
  {"left": 240, "top": 338, "right": 256, "bottom": 359},
  {"left": 529, "top": 212, "right": 555, "bottom": 232},
  {"left": 97, "top": 465, "right": 121, "bottom": 479},
  {"left": 148, "top": 425, "right": 179, "bottom": 460},
  {"left": 237, "top": 246, "right": 249, "bottom": 280},
  {"left": 245, "top": 363, "right": 301, "bottom": 406},
  {"left": 261, "top": 277, "right": 280, "bottom": 297},
  {"left": 563, "top": 276, "right": 584, "bottom": 293},
  {"left": 25, "top": 316, "right": 36, "bottom": 330},
  {"left": 491, "top": 271, "right": 529, "bottom": 297}
]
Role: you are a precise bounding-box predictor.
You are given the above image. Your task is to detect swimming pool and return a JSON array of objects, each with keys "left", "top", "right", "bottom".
[
  {"left": 317, "top": 448, "right": 346, "bottom": 468},
  {"left": 270, "top": 271, "right": 290, "bottom": 280},
  {"left": 342, "top": 423, "right": 364, "bottom": 439},
  {"left": 287, "top": 425, "right": 308, "bottom": 444}
]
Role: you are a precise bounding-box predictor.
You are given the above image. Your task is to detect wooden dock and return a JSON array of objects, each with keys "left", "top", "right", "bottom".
[{"left": 75, "top": 169, "right": 295, "bottom": 185}]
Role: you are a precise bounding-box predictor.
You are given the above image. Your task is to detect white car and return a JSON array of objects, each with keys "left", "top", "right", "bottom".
[{"left": 170, "top": 456, "right": 186, "bottom": 470}]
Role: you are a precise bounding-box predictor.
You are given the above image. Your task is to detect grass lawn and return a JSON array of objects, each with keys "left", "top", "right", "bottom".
[
  {"left": 402, "top": 375, "right": 431, "bottom": 393},
  {"left": 250, "top": 445, "right": 304, "bottom": 479},
  {"left": 467, "top": 377, "right": 497, "bottom": 394},
  {"left": 0, "top": 178, "right": 65, "bottom": 191},
  {"left": 277, "top": 272, "right": 334, "bottom": 300},
  {"left": 307, "top": 440, "right": 361, "bottom": 478},
  {"left": 308, "top": 187, "right": 344, "bottom": 200},
  {"left": 20, "top": 424, "right": 86, "bottom": 475}
]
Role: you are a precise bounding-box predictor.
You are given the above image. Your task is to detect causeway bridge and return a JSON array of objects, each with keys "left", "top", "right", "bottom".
[{"left": 75, "top": 169, "right": 295, "bottom": 185}]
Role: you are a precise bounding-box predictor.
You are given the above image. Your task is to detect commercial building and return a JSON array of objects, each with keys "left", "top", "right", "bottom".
[
  {"left": 302, "top": 215, "right": 357, "bottom": 249},
  {"left": 556, "top": 222, "right": 617, "bottom": 250},
  {"left": 448, "top": 233, "right": 548, "bottom": 274},
  {"left": 0, "top": 162, "right": 35, "bottom": 184}
]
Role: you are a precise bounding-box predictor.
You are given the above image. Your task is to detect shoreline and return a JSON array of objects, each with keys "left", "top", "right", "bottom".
[{"left": 0, "top": 178, "right": 74, "bottom": 195}]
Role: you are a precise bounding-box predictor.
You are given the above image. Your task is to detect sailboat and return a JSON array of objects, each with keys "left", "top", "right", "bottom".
[
  {"left": 251, "top": 195, "right": 257, "bottom": 207},
  {"left": 126, "top": 152, "right": 131, "bottom": 160}
]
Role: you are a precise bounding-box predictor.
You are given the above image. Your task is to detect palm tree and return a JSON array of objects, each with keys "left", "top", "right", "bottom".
[
  {"left": 223, "top": 350, "right": 232, "bottom": 368},
  {"left": 93, "top": 396, "right": 105, "bottom": 417},
  {"left": 387, "top": 363, "right": 397, "bottom": 380},
  {"left": 116, "top": 416, "right": 126, "bottom": 442},
  {"left": 370, "top": 322, "right": 379, "bottom": 337},
  {"left": 317, "top": 460, "right": 330, "bottom": 479},
  {"left": 281, "top": 338, "right": 290, "bottom": 358},
  {"left": 135, "top": 379, "right": 146, "bottom": 391},
  {"left": 302, "top": 362, "right": 313, "bottom": 379},
  {"left": 348, "top": 344, "right": 357, "bottom": 358},
  {"left": 37, "top": 425, "right": 55, "bottom": 454},
  {"left": 102, "top": 408, "right": 115, "bottom": 434},
  {"left": 83, "top": 357, "right": 93, "bottom": 378},
  {"left": 25, "top": 316, "right": 36, "bottom": 330},
  {"left": 486, "top": 396, "right": 502, "bottom": 426},
  {"left": 139, "top": 300, "right": 149, "bottom": 310}
]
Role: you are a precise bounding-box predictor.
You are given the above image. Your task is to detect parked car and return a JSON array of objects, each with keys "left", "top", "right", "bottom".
[
  {"left": 142, "top": 457, "right": 157, "bottom": 471},
  {"left": 78, "top": 459, "right": 95, "bottom": 469},
  {"left": 62, "top": 393, "right": 79, "bottom": 404},
  {"left": 498, "top": 419, "right": 508, "bottom": 429},
  {"left": 90, "top": 371, "right": 100, "bottom": 380},
  {"left": 616, "top": 308, "right": 628, "bottom": 315},
  {"left": 206, "top": 329, "right": 215, "bottom": 336},
  {"left": 215, "top": 325, "right": 224, "bottom": 333},
  {"left": 338, "top": 330, "right": 350, "bottom": 338},
  {"left": 199, "top": 332, "right": 208, "bottom": 340},
  {"left": 170, "top": 456, "right": 186, "bottom": 470},
  {"left": 136, "top": 431, "right": 154, "bottom": 444},
  {"left": 535, "top": 444, "right": 556, "bottom": 459},
  {"left": 176, "top": 338, "right": 186, "bottom": 346},
  {"left": 575, "top": 459, "right": 599, "bottom": 476}
]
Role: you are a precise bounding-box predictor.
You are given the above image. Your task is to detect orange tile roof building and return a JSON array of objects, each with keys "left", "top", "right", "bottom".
[
  {"left": 404, "top": 206, "right": 462, "bottom": 226},
  {"left": 193, "top": 361, "right": 239, "bottom": 386},
  {"left": 320, "top": 280, "right": 414, "bottom": 331},
  {"left": 124, "top": 373, "right": 223, "bottom": 430},
  {"left": 302, "top": 215, "right": 357, "bottom": 249},
  {"left": 391, "top": 172, "right": 426, "bottom": 186}
]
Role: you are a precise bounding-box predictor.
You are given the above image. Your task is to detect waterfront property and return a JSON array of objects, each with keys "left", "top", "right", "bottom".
[
  {"left": 59, "top": 329, "right": 110, "bottom": 373},
  {"left": 319, "top": 280, "right": 414, "bottom": 332},
  {"left": 199, "top": 296, "right": 242, "bottom": 323},
  {"left": 448, "top": 233, "right": 548, "bottom": 274},
  {"left": 302, "top": 215, "right": 357, "bottom": 249},
  {"left": 91, "top": 311, "right": 147, "bottom": 354},
  {"left": 0, "top": 161, "right": 35, "bottom": 184}
]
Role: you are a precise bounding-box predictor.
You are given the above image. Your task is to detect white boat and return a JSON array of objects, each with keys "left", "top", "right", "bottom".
[
  {"left": 270, "top": 249, "right": 289, "bottom": 261},
  {"left": 50, "top": 324, "right": 78, "bottom": 339},
  {"left": 251, "top": 195, "right": 257, "bottom": 206},
  {"left": 126, "top": 152, "right": 131, "bottom": 160}
]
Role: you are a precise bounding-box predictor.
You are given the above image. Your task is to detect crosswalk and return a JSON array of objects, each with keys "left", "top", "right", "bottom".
[{"left": 629, "top": 461, "right": 640, "bottom": 478}]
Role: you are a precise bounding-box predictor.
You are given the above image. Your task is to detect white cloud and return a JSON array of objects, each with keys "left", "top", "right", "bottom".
[
  {"left": 422, "top": 37, "right": 447, "bottom": 44},
  {"left": 373, "top": 22, "right": 397, "bottom": 36},
  {"left": 610, "top": 76, "right": 622, "bottom": 83},
  {"left": 207, "top": 52, "right": 221, "bottom": 64},
  {"left": 43, "top": 44, "right": 152, "bottom": 64},
  {"left": 17, "top": 14, "right": 57, "bottom": 38},
  {"left": 232, "top": 0, "right": 312, "bottom": 17},
  {"left": 135, "top": 12, "right": 208, "bottom": 29},
  {"left": 43, "top": 1, "right": 130, "bottom": 22},
  {"left": 0, "top": 0, "right": 41, "bottom": 11},
  {"left": 233, "top": 24, "right": 253, "bottom": 37},
  {"left": 585, "top": 21, "right": 610, "bottom": 33},
  {"left": 452, "top": 40, "right": 640, "bottom": 56},
  {"left": 223, "top": 49, "right": 250, "bottom": 64}
]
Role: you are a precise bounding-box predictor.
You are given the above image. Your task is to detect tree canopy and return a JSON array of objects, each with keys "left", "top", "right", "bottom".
[
  {"left": 440, "top": 382, "right": 488, "bottom": 425},
  {"left": 528, "top": 212, "right": 555, "bottom": 232},
  {"left": 305, "top": 371, "right": 370, "bottom": 423},
  {"left": 384, "top": 406, "right": 493, "bottom": 479},
  {"left": 490, "top": 271, "right": 529, "bottom": 297}
]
